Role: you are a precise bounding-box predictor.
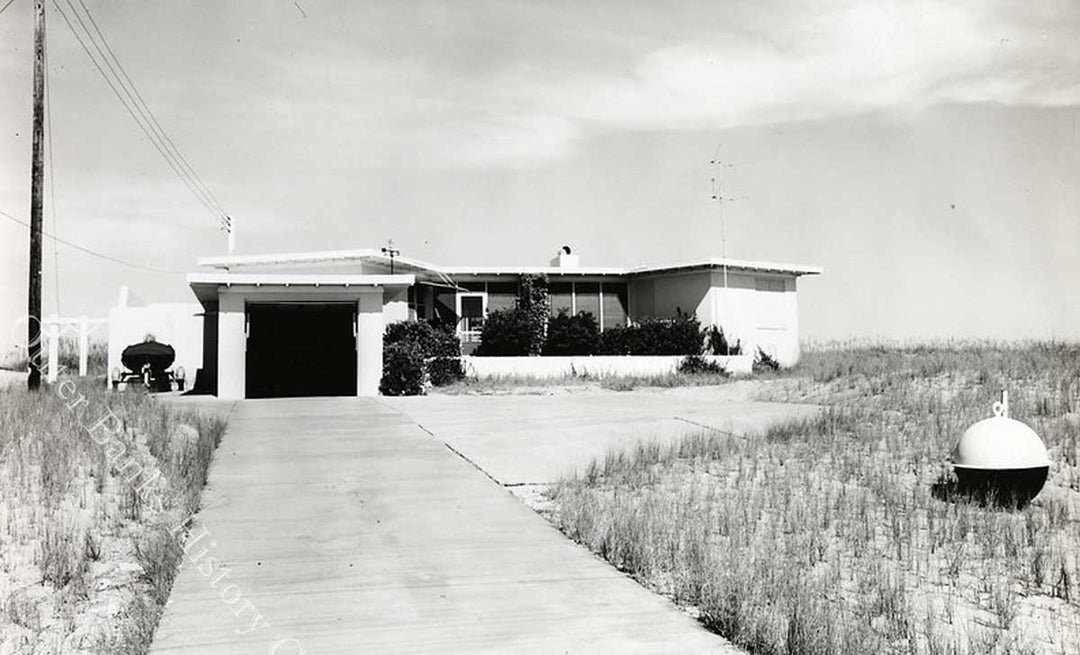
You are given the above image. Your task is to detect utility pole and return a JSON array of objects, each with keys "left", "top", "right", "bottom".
[{"left": 28, "top": 0, "right": 46, "bottom": 391}]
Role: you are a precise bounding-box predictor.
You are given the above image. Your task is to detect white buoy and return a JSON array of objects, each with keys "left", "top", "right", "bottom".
[{"left": 951, "top": 390, "right": 1050, "bottom": 507}]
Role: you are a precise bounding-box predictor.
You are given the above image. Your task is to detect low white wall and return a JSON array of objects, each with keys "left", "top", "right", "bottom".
[{"left": 462, "top": 354, "right": 752, "bottom": 379}]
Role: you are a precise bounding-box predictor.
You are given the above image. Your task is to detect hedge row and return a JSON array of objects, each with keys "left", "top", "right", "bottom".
[
  {"left": 476, "top": 308, "right": 741, "bottom": 357},
  {"left": 380, "top": 321, "right": 465, "bottom": 396}
]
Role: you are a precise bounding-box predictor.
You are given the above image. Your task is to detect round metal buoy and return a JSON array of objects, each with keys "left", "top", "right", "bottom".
[{"left": 951, "top": 390, "right": 1050, "bottom": 507}]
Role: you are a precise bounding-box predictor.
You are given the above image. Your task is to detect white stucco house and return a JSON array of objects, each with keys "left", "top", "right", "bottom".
[{"left": 107, "top": 247, "right": 821, "bottom": 399}]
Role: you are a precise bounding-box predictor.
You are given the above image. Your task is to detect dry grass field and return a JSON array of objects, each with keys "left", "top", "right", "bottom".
[
  {"left": 0, "top": 382, "right": 226, "bottom": 654},
  {"left": 549, "top": 342, "right": 1080, "bottom": 654}
]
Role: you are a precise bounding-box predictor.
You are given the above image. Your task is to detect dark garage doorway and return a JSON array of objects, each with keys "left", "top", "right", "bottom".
[{"left": 246, "top": 302, "right": 357, "bottom": 398}]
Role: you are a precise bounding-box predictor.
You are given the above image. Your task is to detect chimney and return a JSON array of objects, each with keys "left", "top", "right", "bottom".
[{"left": 549, "top": 245, "right": 579, "bottom": 269}]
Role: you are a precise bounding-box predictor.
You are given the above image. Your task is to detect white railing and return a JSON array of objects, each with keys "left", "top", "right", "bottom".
[
  {"left": 42, "top": 315, "right": 108, "bottom": 381},
  {"left": 458, "top": 317, "right": 483, "bottom": 343}
]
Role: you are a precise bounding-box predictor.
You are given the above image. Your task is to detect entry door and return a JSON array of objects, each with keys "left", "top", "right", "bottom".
[
  {"left": 456, "top": 293, "right": 486, "bottom": 342},
  {"left": 245, "top": 303, "right": 357, "bottom": 398}
]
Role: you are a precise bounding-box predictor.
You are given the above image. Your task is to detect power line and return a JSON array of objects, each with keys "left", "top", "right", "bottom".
[
  {"left": 44, "top": 7, "right": 61, "bottom": 313},
  {"left": 0, "top": 209, "right": 186, "bottom": 274},
  {"left": 50, "top": 0, "right": 230, "bottom": 229},
  {"left": 71, "top": 0, "right": 228, "bottom": 219},
  {"left": 0, "top": 0, "right": 16, "bottom": 18}
]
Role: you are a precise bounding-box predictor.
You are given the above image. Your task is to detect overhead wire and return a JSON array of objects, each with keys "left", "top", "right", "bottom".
[
  {"left": 50, "top": 0, "right": 230, "bottom": 229},
  {"left": 72, "top": 0, "right": 228, "bottom": 220},
  {"left": 44, "top": 4, "right": 61, "bottom": 314},
  {"left": 0, "top": 0, "right": 15, "bottom": 18},
  {"left": 0, "top": 209, "right": 186, "bottom": 274}
]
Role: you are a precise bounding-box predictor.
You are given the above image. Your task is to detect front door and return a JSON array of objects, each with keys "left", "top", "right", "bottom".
[{"left": 457, "top": 293, "right": 486, "bottom": 343}]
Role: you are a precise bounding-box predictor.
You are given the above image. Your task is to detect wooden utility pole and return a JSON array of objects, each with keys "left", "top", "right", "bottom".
[{"left": 28, "top": 0, "right": 45, "bottom": 390}]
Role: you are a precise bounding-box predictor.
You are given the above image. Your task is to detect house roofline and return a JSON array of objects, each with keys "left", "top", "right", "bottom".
[
  {"left": 195, "top": 249, "right": 822, "bottom": 278},
  {"left": 628, "top": 258, "right": 823, "bottom": 277}
]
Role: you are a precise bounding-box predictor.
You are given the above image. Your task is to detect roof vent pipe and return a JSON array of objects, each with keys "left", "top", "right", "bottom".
[{"left": 550, "top": 246, "right": 579, "bottom": 269}]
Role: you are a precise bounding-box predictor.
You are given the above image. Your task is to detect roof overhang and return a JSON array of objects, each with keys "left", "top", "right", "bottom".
[
  {"left": 187, "top": 273, "right": 416, "bottom": 305},
  {"left": 193, "top": 248, "right": 822, "bottom": 278},
  {"left": 627, "top": 258, "right": 823, "bottom": 277}
]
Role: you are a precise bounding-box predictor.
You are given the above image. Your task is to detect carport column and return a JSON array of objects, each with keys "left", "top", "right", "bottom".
[
  {"left": 356, "top": 290, "right": 384, "bottom": 396},
  {"left": 217, "top": 291, "right": 246, "bottom": 399}
]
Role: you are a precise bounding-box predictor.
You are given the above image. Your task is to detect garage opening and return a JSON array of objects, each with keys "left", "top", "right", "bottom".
[{"left": 245, "top": 303, "right": 357, "bottom": 398}]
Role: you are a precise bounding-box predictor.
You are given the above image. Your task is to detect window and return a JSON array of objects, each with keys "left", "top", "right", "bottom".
[
  {"left": 575, "top": 283, "right": 600, "bottom": 320},
  {"left": 601, "top": 283, "right": 628, "bottom": 329},
  {"left": 487, "top": 281, "right": 518, "bottom": 313},
  {"left": 549, "top": 283, "right": 573, "bottom": 316}
]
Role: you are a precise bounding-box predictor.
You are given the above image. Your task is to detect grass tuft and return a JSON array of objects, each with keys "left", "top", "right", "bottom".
[{"left": 549, "top": 341, "right": 1080, "bottom": 654}]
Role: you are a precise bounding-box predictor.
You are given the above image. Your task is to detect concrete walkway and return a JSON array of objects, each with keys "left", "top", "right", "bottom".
[
  {"left": 151, "top": 398, "right": 734, "bottom": 654},
  {"left": 384, "top": 387, "right": 820, "bottom": 485}
]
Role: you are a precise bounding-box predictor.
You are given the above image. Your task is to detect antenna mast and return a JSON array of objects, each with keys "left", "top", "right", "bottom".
[{"left": 710, "top": 149, "right": 734, "bottom": 354}]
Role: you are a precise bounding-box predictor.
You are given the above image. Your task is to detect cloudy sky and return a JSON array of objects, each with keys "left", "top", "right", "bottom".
[{"left": 1, "top": 0, "right": 1078, "bottom": 344}]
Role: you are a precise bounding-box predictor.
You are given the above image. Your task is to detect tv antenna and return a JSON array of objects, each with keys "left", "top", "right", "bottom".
[
  {"left": 381, "top": 240, "right": 400, "bottom": 274},
  {"left": 710, "top": 150, "right": 736, "bottom": 354}
]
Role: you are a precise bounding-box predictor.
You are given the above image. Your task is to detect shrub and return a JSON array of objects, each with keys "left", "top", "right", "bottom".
[
  {"left": 753, "top": 347, "right": 781, "bottom": 373},
  {"left": 382, "top": 320, "right": 462, "bottom": 393},
  {"left": 597, "top": 325, "right": 632, "bottom": 355},
  {"left": 543, "top": 311, "right": 600, "bottom": 356},
  {"left": 705, "top": 325, "right": 742, "bottom": 356},
  {"left": 380, "top": 341, "right": 426, "bottom": 396},
  {"left": 475, "top": 308, "right": 536, "bottom": 356},
  {"left": 597, "top": 311, "right": 704, "bottom": 356},
  {"left": 677, "top": 354, "right": 727, "bottom": 376},
  {"left": 384, "top": 320, "right": 460, "bottom": 357},
  {"left": 428, "top": 356, "right": 465, "bottom": 386},
  {"left": 667, "top": 310, "right": 705, "bottom": 355}
]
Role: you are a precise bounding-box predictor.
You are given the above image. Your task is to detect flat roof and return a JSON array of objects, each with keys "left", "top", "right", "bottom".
[
  {"left": 197, "top": 250, "right": 822, "bottom": 277},
  {"left": 629, "top": 258, "right": 823, "bottom": 276},
  {"left": 188, "top": 272, "right": 416, "bottom": 286}
]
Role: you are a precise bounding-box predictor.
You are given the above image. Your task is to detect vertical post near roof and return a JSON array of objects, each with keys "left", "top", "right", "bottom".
[{"left": 598, "top": 282, "right": 605, "bottom": 332}]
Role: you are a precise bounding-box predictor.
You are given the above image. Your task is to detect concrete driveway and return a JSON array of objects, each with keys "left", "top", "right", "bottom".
[
  {"left": 151, "top": 397, "right": 734, "bottom": 654},
  {"left": 382, "top": 386, "right": 820, "bottom": 485}
]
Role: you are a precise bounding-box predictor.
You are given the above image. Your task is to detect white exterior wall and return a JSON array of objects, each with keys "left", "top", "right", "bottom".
[
  {"left": 711, "top": 272, "right": 800, "bottom": 367},
  {"left": 356, "top": 292, "right": 385, "bottom": 396},
  {"left": 216, "top": 292, "right": 247, "bottom": 400},
  {"left": 463, "top": 355, "right": 753, "bottom": 379},
  {"left": 107, "top": 303, "right": 203, "bottom": 385},
  {"left": 213, "top": 286, "right": 388, "bottom": 399},
  {"left": 383, "top": 287, "right": 409, "bottom": 324},
  {"left": 629, "top": 269, "right": 803, "bottom": 367}
]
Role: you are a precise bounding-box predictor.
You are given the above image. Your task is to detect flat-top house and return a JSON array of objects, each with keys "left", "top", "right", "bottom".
[{"left": 108, "top": 247, "right": 820, "bottom": 399}]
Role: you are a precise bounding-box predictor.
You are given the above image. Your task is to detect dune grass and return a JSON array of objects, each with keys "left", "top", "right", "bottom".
[
  {"left": 549, "top": 342, "right": 1080, "bottom": 654},
  {"left": 0, "top": 381, "right": 226, "bottom": 654},
  {"left": 2, "top": 336, "right": 109, "bottom": 378}
]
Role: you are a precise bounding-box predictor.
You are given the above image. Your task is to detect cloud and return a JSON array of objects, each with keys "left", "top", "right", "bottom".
[{"left": 521, "top": 0, "right": 1080, "bottom": 134}]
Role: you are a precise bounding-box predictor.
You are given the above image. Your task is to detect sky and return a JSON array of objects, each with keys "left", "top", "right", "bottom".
[{"left": 1, "top": 0, "right": 1079, "bottom": 352}]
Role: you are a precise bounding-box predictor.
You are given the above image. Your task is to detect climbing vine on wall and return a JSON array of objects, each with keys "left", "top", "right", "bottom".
[{"left": 517, "top": 274, "right": 550, "bottom": 356}]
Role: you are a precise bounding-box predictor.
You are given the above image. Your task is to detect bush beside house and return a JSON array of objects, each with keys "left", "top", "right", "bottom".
[
  {"left": 543, "top": 311, "right": 600, "bottom": 356},
  {"left": 474, "top": 308, "right": 536, "bottom": 356},
  {"left": 596, "top": 311, "right": 704, "bottom": 356},
  {"left": 380, "top": 340, "right": 426, "bottom": 396},
  {"left": 705, "top": 325, "right": 742, "bottom": 356},
  {"left": 476, "top": 301, "right": 743, "bottom": 360},
  {"left": 380, "top": 320, "right": 464, "bottom": 395}
]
